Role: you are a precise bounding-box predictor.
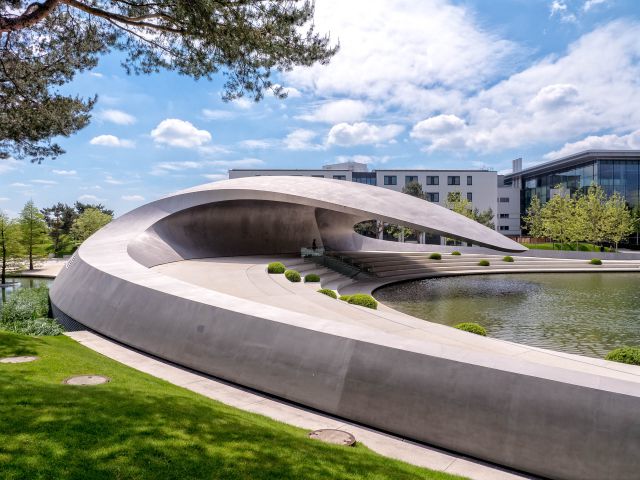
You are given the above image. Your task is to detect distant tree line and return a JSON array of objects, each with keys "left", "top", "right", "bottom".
[
  {"left": 0, "top": 200, "right": 113, "bottom": 283},
  {"left": 523, "top": 184, "right": 636, "bottom": 251}
]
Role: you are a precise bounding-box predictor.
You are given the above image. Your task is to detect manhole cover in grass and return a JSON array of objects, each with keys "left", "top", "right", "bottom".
[
  {"left": 308, "top": 429, "right": 356, "bottom": 446},
  {"left": 0, "top": 356, "right": 39, "bottom": 364},
  {"left": 63, "top": 375, "right": 110, "bottom": 386}
]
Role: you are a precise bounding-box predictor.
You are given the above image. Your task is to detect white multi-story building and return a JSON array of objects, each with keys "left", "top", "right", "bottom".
[{"left": 229, "top": 161, "right": 522, "bottom": 237}]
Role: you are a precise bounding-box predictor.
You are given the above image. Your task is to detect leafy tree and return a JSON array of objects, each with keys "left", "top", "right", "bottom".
[
  {"left": 575, "top": 184, "right": 607, "bottom": 246},
  {"left": 523, "top": 194, "right": 544, "bottom": 238},
  {"left": 354, "top": 220, "right": 378, "bottom": 238},
  {"left": 0, "top": 211, "right": 24, "bottom": 284},
  {"left": 18, "top": 200, "right": 49, "bottom": 270},
  {"left": 71, "top": 207, "right": 112, "bottom": 244},
  {"left": 1, "top": 1, "right": 337, "bottom": 162},
  {"left": 604, "top": 192, "right": 635, "bottom": 251},
  {"left": 402, "top": 181, "right": 426, "bottom": 200},
  {"left": 446, "top": 192, "right": 494, "bottom": 229},
  {"left": 472, "top": 207, "right": 495, "bottom": 230},
  {"left": 540, "top": 186, "right": 574, "bottom": 247},
  {"left": 74, "top": 201, "right": 114, "bottom": 217},
  {"left": 41, "top": 202, "right": 77, "bottom": 255}
]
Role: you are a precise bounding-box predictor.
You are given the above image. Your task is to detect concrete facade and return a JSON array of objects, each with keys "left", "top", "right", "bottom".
[{"left": 50, "top": 177, "right": 640, "bottom": 480}]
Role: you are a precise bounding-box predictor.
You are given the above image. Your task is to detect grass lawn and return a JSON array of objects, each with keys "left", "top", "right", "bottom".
[
  {"left": 522, "top": 242, "right": 612, "bottom": 252},
  {"left": 0, "top": 331, "right": 465, "bottom": 480}
]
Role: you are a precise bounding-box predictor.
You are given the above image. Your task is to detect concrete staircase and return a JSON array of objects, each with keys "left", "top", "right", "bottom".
[{"left": 281, "top": 257, "right": 357, "bottom": 292}]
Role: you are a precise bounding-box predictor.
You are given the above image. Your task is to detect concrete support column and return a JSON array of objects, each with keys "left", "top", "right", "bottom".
[
  {"left": 377, "top": 220, "right": 384, "bottom": 240},
  {"left": 399, "top": 228, "right": 405, "bottom": 243},
  {"left": 419, "top": 232, "right": 426, "bottom": 244}
]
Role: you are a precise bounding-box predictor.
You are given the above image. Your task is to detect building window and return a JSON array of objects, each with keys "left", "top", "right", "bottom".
[
  {"left": 311, "top": 175, "right": 324, "bottom": 178},
  {"left": 499, "top": 213, "right": 509, "bottom": 219},
  {"left": 499, "top": 226, "right": 510, "bottom": 231},
  {"left": 499, "top": 197, "right": 510, "bottom": 203},
  {"left": 405, "top": 175, "right": 418, "bottom": 185},
  {"left": 426, "top": 176, "right": 439, "bottom": 185},
  {"left": 333, "top": 175, "right": 346, "bottom": 180},
  {"left": 466, "top": 192, "right": 473, "bottom": 202},
  {"left": 447, "top": 176, "right": 460, "bottom": 185},
  {"left": 467, "top": 175, "right": 473, "bottom": 185},
  {"left": 426, "top": 192, "right": 439, "bottom": 202},
  {"left": 352, "top": 172, "right": 377, "bottom": 185},
  {"left": 384, "top": 175, "right": 397, "bottom": 185}
]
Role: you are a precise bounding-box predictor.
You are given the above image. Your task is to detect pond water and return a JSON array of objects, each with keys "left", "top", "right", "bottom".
[
  {"left": 0, "top": 277, "right": 53, "bottom": 310},
  {"left": 375, "top": 273, "right": 640, "bottom": 358}
]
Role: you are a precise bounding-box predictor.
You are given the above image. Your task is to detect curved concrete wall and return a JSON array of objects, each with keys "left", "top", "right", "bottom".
[{"left": 50, "top": 177, "right": 640, "bottom": 480}]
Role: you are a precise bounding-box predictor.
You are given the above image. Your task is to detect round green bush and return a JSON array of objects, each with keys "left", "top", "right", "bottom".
[
  {"left": 284, "top": 269, "right": 301, "bottom": 282},
  {"left": 428, "top": 253, "right": 442, "bottom": 260},
  {"left": 605, "top": 347, "right": 640, "bottom": 365},
  {"left": 454, "top": 322, "right": 487, "bottom": 336},
  {"left": 478, "top": 259, "right": 490, "bottom": 266},
  {"left": 503, "top": 256, "right": 514, "bottom": 262},
  {"left": 317, "top": 288, "right": 337, "bottom": 299},
  {"left": 304, "top": 273, "right": 320, "bottom": 282},
  {"left": 339, "top": 295, "right": 352, "bottom": 302},
  {"left": 589, "top": 258, "right": 603, "bottom": 265},
  {"left": 451, "top": 251, "right": 461, "bottom": 256},
  {"left": 267, "top": 262, "right": 286, "bottom": 274},
  {"left": 344, "top": 293, "right": 378, "bottom": 309}
]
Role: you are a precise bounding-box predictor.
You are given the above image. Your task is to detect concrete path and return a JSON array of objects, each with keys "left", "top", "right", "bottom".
[
  {"left": 66, "top": 329, "right": 533, "bottom": 480},
  {"left": 12, "top": 260, "right": 66, "bottom": 278}
]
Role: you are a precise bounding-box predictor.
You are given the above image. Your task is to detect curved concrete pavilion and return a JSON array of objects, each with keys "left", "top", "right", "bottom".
[{"left": 51, "top": 177, "right": 640, "bottom": 480}]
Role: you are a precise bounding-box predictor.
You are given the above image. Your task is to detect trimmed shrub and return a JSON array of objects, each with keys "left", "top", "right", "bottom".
[
  {"left": 478, "top": 259, "right": 490, "bottom": 266},
  {"left": 451, "top": 251, "right": 461, "bottom": 256},
  {"left": 284, "top": 269, "right": 301, "bottom": 282},
  {"left": 339, "top": 295, "right": 352, "bottom": 302},
  {"left": 589, "top": 258, "right": 603, "bottom": 265},
  {"left": 317, "top": 288, "right": 337, "bottom": 299},
  {"left": 428, "top": 253, "right": 442, "bottom": 260},
  {"left": 344, "top": 293, "right": 377, "bottom": 309},
  {"left": 0, "top": 285, "right": 64, "bottom": 336},
  {"left": 267, "top": 262, "right": 286, "bottom": 274},
  {"left": 503, "top": 256, "right": 514, "bottom": 262},
  {"left": 605, "top": 347, "right": 640, "bottom": 366},
  {"left": 454, "top": 322, "right": 487, "bottom": 336},
  {"left": 304, "top": 273, "right": 321, "bottom": 283}
]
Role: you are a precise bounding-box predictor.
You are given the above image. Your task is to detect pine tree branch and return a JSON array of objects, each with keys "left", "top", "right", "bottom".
[{"left": 0, "top": 0, "right": 61, "bottom": 32}]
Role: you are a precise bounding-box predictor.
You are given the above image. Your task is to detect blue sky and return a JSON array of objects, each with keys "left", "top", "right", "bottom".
[{"left": 2, "top": 0, "right": 640, "bottom": 216}]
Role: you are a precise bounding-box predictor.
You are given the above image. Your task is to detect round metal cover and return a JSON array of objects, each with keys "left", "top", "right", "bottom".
[
  {"left": 0, "top": 356, "right": 39, "bottom": 364},
  {"left": 63, "top": 375, "right": 110, "bottom": 386},
  {"left": 308, "top": 429, "right": 356, "bottom": 446}
]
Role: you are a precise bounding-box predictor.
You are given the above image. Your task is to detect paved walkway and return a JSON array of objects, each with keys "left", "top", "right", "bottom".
[
  {"left": 66, "top": 330, "right": 533, "bottom": 480},
  {"left": 13, "top": 260, "right": 66, "bottom": 278}
]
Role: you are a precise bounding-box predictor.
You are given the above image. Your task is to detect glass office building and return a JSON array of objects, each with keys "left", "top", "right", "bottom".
[{"left": 505, "top": 151, "right": 640, "bottom": 212}]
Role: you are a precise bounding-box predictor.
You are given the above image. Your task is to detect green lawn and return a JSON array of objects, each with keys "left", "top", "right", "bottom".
[
  {"left": 0, "top": 331, "right": 464, "bottom": 480},
  {"left": 522, "top": 242, "right": 613, "bottom": 252}
]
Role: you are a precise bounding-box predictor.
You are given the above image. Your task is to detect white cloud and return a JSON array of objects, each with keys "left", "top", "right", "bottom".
[
  {"left": 550, "top": 1, "right": 577, "bottom": 23},
  {"left": 334, "top": 154, "right": 391, "bottom": 165},
  {"left": 544, "top": 130, "right": 640, "bottom": 159},
  {"left": 105, "top": 175, "right": 125, "bottom": 185},
  {"left": 239, "top": 139, "right": 277, "bottom": 149},
  {"left": 89, "top": 72, "right": 104, "bottom": 78},
  {"left": 528, "top": 84, "right": 579, "bottom": 111},
  {"left": 151, "top": 161, "right": 201, "bottom": 175},
  {"left": 10, "top": 182, "right": 30, "bottom": 187},
  {"left": 203, "top": 174, "right": 228, "bottom": 182},
  {"left": 327, "top": 122, "right": 403, "bottom": 146},
  {"left": 150, "top": 119, "right": 211, "bottom": 148},
  {"left": 269, "top": 84, "right": 302, "bottom": 98},
  {"left": 298, "top": 99, "right": 373, "bottom": 124},
  {"left": 411, "top": 114, "right": 466, "bottom": 139},
  {"left": 151, "top": 158, "right": 263, "bottom": 175},
  {"left": 232, "top": 97, "right": 253, "bottom": 110},
  {"left": 90, "top": 134, "right": 135, "bottom": 148},
  {"left": 32, "top": 179, "right": 57, "bottom": 185},
  {"left": 583, "top": 0, "right": 609, "bottom": 11},
  {"left": 52, "top": 169, "right": 77, "bottom": 176},
  {"left": 0, "top": 157, "right": 20, "bottom": 174},
  {"left": 283, "top": 129, "right": 323, "bottom": 150},
  {"left": 122, "top": 195, "right": 145, "bottom": 201},
  {"left": 99, "top": 109, "right": 136, "bottom": 125},
  {"left": 202, "top": 109, "right": 234, "bottom": 120},
  {"left": 208, "top": 159, "right": 265, "bottom": 168},
  {"left": 285, "top": 0, "right": 515, "bottom": 115},
  {"left": 0, "top": 197, "right": 9, "bottom": 202},
  {"left": 78, "top": 194, "right": 104, "bottom": 202}
]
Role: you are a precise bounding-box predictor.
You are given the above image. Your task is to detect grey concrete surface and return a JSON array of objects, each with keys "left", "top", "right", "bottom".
[{"left": 50, "top": 177, "right": 640, "bottom": 480}]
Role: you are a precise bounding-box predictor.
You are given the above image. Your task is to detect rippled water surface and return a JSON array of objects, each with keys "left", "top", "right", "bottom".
[{"left": 375, "top": 273, "right": 640, "bottom": 358}]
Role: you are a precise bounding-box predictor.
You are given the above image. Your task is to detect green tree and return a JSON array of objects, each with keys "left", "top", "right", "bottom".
[
  {"left": 472, "top": 207, "right": 495, "bottom": 230},
  {"left": 523, "top": 195, "right": 544, "bottom": 238},
  {"left": 604, "top": 192, "right": 635, "bottom": 251},
  {"left": 1, "top": 1, "right": 337, "bottom": 162},
  {"left": 71, "top": 208, "right": 112, "bottom": 245},
  {"left": 41, "top": 202, "right": 77, "bottom": 256},
  {"left": 74, "top": 201, "right": 114, "bottom": 217},
  {"left": 18, "top": 200, "right": 49, "bottom": 270},
  {"left": 0, "top": 212, "right": 24, "bottom": 284},
  {"left": 445, "top": 192, "right": 473, "bottom": 219},
  {"left": 402, "top": 181, "right": 426, "bottom": 199},
  {"left": 540, "top": 187, "right": 574, "bottom": 247},
  {"left": 575, "top": 184, "right": 607, "bottom": 247}
]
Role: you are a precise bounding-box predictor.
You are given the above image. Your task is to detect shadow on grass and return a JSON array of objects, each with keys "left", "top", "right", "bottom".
[
  {"left": 0, "top": 335, "right": 461, "bottom": 480},
  {"left": 0, "top": 330, "right": 41, "bottom": 357}
]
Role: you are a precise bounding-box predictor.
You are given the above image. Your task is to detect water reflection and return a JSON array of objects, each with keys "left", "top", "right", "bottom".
[
  {"left": 375, "top": 273, "right": 640, "bottom": 358},
  {"left": 0, "top": 277, "right": 52, "bottom": 310}
]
